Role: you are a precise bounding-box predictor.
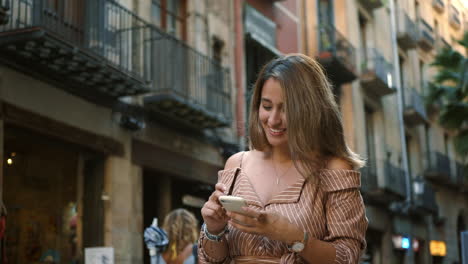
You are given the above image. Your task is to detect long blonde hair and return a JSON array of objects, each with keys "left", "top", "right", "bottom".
[
  {"left": 248, "top": 54, "right": 364, "bottom": 178},
  {"left": 162, "top": 208, "right": 199, "bottom": 260}
]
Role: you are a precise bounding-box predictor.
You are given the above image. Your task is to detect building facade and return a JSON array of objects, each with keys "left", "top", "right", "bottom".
[
  {"left": 302, "top": 0, "right": 468, "bottom": 263},
  {"left": 0, "top": 0, "right": 238, "bottom": 263}
]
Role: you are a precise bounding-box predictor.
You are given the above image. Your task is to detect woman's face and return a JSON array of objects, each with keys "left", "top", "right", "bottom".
[{"left": 259, "top": 78, "right": 288, "bottom": 148}]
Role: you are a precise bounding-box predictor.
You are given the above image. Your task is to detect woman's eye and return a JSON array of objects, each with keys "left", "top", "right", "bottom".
[{"left": 262, "top": 105, "right": 272, "bottom": 110}]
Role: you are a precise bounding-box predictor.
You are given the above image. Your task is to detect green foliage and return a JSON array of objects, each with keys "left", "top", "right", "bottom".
[{"left": 427, "top": 31, "right": 468, "bottom": 159}]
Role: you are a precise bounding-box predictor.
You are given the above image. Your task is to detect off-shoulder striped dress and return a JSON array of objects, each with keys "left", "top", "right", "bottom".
[{"left": 198, "top": 164, "right": 368, "bottom": 264}]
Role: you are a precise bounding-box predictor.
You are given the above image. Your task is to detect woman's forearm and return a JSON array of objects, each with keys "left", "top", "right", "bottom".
[
  {"left": 200, "top": 237, "right": 229, "bottom": 262},
  {"left": 299, "top": 238, "right": 336, "bottom": 264}
]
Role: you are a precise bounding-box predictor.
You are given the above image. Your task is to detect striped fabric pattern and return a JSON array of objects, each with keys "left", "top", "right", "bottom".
[{"left": 199, "top": 167, "right": 368, "bottom": 264}]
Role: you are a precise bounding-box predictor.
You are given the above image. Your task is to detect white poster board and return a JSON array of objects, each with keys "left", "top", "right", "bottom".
[{"left": 85, "top": 247, "right": 114, "bottom": 264}]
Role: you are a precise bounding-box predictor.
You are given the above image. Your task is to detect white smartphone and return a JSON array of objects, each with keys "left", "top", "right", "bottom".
[{"left": 219, "top": 195, "right": 247, "bottom": 213}]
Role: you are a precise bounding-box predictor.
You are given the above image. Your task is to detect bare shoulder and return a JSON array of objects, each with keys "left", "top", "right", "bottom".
[
  {"left": 224, "top": 151, "right": 246, "bottom": 170},
  {"left": 326, "top": 157, "right": 353, "bottom": 170}
]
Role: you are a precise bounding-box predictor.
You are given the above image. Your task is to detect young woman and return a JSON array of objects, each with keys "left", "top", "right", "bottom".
[
  {"left": 160, "top": 208, "right": 199, "bottom": 264},
  {"left": 199, "top": 54, "right": 368, "bottom": 263}
]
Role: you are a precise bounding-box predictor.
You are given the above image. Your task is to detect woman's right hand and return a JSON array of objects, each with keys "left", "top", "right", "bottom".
[{"left": 201, "top": 183, "right": 229, "bottom": 234}]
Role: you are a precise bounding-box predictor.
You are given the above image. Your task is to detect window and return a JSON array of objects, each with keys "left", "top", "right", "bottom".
[
  {"left": 212, "top": 37, "right": 224, "bottom": 65},
  {"left": 151, "top": 0, "right": 186, "bottom": 40}
]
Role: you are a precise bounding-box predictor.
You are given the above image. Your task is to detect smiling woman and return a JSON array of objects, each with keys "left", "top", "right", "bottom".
[{"left": 198, "top": 54, "right": 368, "bottom": 264}]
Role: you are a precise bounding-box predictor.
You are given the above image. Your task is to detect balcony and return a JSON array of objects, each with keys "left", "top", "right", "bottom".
[
  {"left": 0, "top": 0, "right": 9, "bottom": 25},
  {"left": 0, "top": 0, "right": 150, "bottom": 102},
  {"left": 358, "top": 0, "right": 384, "bottom": 11},
  {"left": 417, "top": 19, "right": 435, "bottom": 52},
  {"left": 412, "top": 178, "right": 438, "bottom": 215},
  {"left": 316, "top": 24, "right": 357, "bottom": 85},
  {"left": 432, "top": 0, "right": 445, "bottom": 13},
  {"left": 435, "top": 38, "right": 450, "bottom": 52},
  {"left": 403, "top": 88, "right": 428, "bottom": 126},
  {"left": 396, "top": 9, "right": 418, "bottom": 50},
  {"left": 449, "top": 5, "right": 461, "bottom": 30},
  {"left": 425, "top": 151, "right": 454, "bottom": 186},
  {"left": 360, "top": 159, "right": 407, "bottom": 204},
  {"left": 456, "top": 162, "right": 468, "bottom": 192},
  {"left": 360, "top": 48, "right": 395, "bottom": 98},
  {"left": 143, "top": 27, "right": 231, "bottom": 129}
]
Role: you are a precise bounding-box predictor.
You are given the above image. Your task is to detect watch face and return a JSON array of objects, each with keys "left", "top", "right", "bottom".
[{"left": 292, "top": 242, "right": 305, "bottom": 252}]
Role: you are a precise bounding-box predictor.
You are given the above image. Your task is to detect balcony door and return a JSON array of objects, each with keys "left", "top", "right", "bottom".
[
  {"left": 365, "top": 107, "right": 377, "bottom": 176},
  {"left": 317, "top": 0, "right": 334, "bottom": 52},
  {"left": 40, "top": 0, "right": 85, "bottom": 45},
  {"left": 151, "top": 0, "right": 186, "bottom": 41}
]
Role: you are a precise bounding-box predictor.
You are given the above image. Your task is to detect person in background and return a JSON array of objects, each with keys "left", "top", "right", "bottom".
[
  {"left": 199, "top": 54, "right": 368, "bottom": 263},
  {"left": 160, "top": 208, "right": 199, "bottom": 264}
]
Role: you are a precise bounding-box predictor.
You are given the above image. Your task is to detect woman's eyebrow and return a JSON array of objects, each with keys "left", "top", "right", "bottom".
[{"left": 261, "top": 98, "right": 272, "bottom": 103}]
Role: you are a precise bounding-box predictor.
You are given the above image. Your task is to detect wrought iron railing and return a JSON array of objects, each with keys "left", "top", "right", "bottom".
[
  {"left": 403, "top": 88, "right": 428, "bottom": 120},
  {"left": 1, "top": 0, "right": 149, "bottom": 81},
  {"left": 360, "top": 161, "right": 378, "bottom": 193},
  {"left": 449, "top": 5, "right": 461, "bottom": 27},
  {"left": 436, "top": 37, "right": 450, "bottom": 51},
  {"left": 418, "top": 19, "right": 435, "bottom": 46},
  {"left": 397, "top": 9, "right": 418, "bottom": 41},
  {"left": 362, "top": 48, "right": 394, "bottom": 88},
  {"left": 413, "top": 177, "right": 438, "bottom": 213},
  {"left": 432, "top": 0, "right": 445, "bottom": 10},
  {"left": 384, "top": 160, "right": 407, "bottom": 198},
  {"left": 317, "top": 24, "right": 356, "bottom": 73},
  {"left": 456, "top": 162, "right": 467, "bottom": 186},
  {"left": 427, "top": 151, "right": 452, "bottom": 178},
  {"left": 0, "top": 0, "right": 232, "bottom": 123},
  {"left": 144, "top": 26, "right": 231, "bottom": 122}
]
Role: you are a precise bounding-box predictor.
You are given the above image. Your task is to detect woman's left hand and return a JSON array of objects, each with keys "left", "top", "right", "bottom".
[{"left": 226, "top": 207, "right": 302, "bottom": 243}]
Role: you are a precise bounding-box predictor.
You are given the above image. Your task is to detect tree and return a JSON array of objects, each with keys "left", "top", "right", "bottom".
[{"left": 426, "top": 31, "right": 468, "bottom": 159}]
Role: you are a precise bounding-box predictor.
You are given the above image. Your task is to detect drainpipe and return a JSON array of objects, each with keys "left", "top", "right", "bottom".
[{"left": 389, "top": 0, "right": 413, "bottom": 261}]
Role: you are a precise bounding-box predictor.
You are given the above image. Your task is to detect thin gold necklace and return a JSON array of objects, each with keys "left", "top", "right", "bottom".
[{"left": 273, "top": 160, "right": 294, "bottom": 185}]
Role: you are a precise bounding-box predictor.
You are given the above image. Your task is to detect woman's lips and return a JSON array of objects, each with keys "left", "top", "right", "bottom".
[{"left": 268, "top": 127, "right": 286, "bottom": 136}]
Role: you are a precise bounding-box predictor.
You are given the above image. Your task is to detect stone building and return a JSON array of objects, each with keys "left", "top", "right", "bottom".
[
  {"left": 0, "top": 0, "right": 238, "bottom": 263},
  {"left": 302, "top": 0, "right": 468, "bottom": 263}
]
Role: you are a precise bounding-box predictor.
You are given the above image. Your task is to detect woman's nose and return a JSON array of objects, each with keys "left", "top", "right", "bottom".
[{"left": 268, "top": 110, "right": 282, "bottom": 125}]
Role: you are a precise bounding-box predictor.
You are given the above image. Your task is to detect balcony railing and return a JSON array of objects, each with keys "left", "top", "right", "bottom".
[
  {"left": 412, "top": 178, "right": 438, "bottom": 215},
  {"left": 456, "top": 162, "right": 468, "bottom": 191},
  {"left": 435, "top": 37, "right": 450, "bottom": 51},
  {"left": 403, "top": 88, "right": 427, "bottom": 125},
  {"left": 316, "top": 24, "right": 357, "bottom": 85},
  {"left": 143, "top": 26, "right": 231, "bottom": 128},
  {"left": 0, "top": 0, "right": 9, "bottom": 25},
  {"left": 449, "top": 5, "right": 461, "bottom": 29},
  {"left": 384, "top": 160, "right": 407, "bottom": 199},
  {"left": 425, "top": 151, "right": 454, "bottom": 185},
  {"left": 432, "top": 0, "right": 445, "bottom": 13},
  {"left": 358, "top": 0, "right": 384, "bottom": 11},
  {"left": 417, "top": 19, "right": 435, "bottom": 51},
  {"left": 0, "top": 0, "right": 150, "bottom": 98},
  {"left": 396, "top": 9, "right": 418, "bottom": 50},
  {"left": 360, "top": 162, "right": 378, "bottom": 195},
  {"left": 360, "top": 159, "right": 407, "bottom": 203},
  {"left": 360, "top": 48, "right": 395, "bottom": 97},
  {"left": 0, "top": 0, "right": 232, "bottom": 129}
]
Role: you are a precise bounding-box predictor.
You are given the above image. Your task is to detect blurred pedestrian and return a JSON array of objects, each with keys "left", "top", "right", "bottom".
[
  {"left": 199, "top": 54, "right": 368, "bottom": 263},
  {"left": 159, "top": 208, "right": 199, "bottom": 264}
]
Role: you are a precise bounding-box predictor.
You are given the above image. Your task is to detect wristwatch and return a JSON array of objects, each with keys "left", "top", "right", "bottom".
[{"left": 287, "top": 230, "right": 308, "bottom": 253}]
